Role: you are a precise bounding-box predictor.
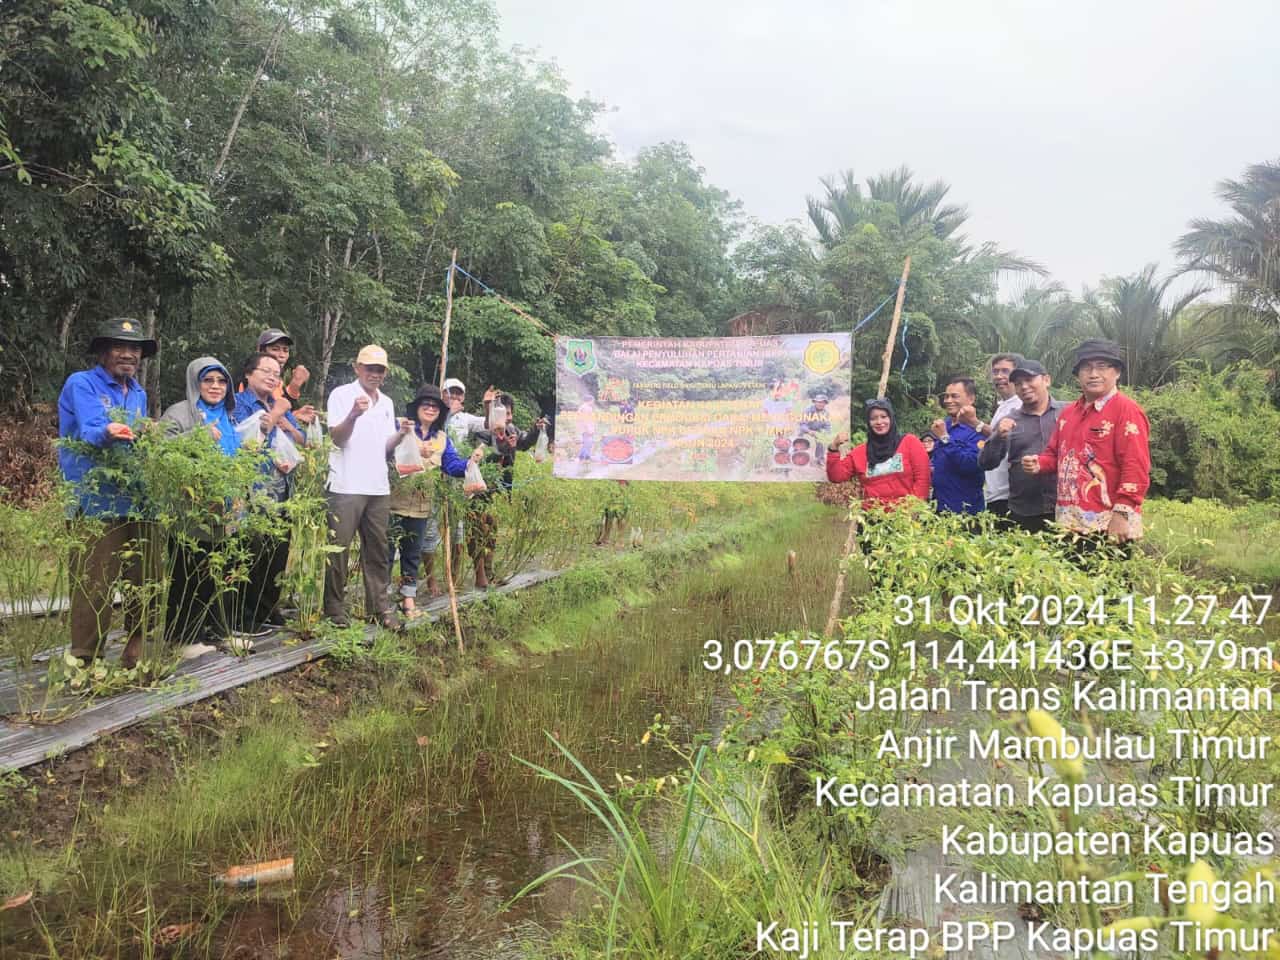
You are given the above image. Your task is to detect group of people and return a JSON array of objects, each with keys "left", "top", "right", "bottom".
[
  {"left": 57, "top": 319, "right": 543, "bottom": 668},
  {"left": 825, "top": 338, "right": 1152, "bottom": 551}
]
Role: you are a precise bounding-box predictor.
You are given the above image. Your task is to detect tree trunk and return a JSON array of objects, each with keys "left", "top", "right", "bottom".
[
  {"left": 59, "top": 299, "right": 81, "bottom": 355},
  {"left": 210, "top": 14, "right": 289, "bottom": 187}
]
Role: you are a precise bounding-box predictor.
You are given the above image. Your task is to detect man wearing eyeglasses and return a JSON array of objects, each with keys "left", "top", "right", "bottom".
[{"left": 1022, "top": 339, "right": 1150, "bottom": 550}]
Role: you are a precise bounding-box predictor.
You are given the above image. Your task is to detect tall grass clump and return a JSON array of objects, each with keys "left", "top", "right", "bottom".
[{"left": 514, "top": 734, "right": 857, "bottom": 960}]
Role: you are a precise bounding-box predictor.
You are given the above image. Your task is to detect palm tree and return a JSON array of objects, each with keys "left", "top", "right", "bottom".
[
  {"left": 865, "top": 165, "right": 969, "bottom": 240},
  {"left": 1083, "top": 264, "right": 1212, "bottom": 387},
  {"left": 1176, "top": 159, "right": 1280, "bottom": 326},
  {"left": 972, "top": 284, "right": 1089, "bottom": 380},
  {"left": 806, "top": 170, "right": 865, "bottom": 248},
  {"left": 806, "top": 165, "right": 970, "bottom": 247}
]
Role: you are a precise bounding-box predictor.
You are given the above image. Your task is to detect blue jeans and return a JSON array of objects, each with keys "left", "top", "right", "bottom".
[{"left": 388, "top": 512, "right": 442, "bottom": 598}]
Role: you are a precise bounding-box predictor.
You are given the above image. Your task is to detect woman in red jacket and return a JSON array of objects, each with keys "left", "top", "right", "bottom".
[{"left": 827, "top": 398, "right": 931, "bottom": 508}]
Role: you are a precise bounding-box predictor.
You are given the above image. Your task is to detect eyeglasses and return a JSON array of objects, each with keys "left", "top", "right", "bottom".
[
  {"left": 256, "top": 368, "right": 281, "bottom": 382},
  {"left": 361, "top": 365, "right": 387, "bottom": 374},
  {"left": 200, "top": 376, "right": 229, "bottom": 385},
  {"left": 1077, "top": 361, "right": 1116, "bottom": 374}
]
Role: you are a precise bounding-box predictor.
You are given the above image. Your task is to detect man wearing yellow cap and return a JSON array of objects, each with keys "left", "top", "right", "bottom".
[{"left": 324, "top": 345, "right": 412, "bottom": 629}]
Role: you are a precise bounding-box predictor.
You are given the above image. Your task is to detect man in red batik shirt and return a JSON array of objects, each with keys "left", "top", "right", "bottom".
[{"left": 1021, "top": 339, "right": 1150, "bottom": 550}]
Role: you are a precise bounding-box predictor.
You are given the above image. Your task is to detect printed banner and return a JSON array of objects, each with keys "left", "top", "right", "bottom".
[{"left": 553, "top": 334, "right": 852, "bottom": 482}]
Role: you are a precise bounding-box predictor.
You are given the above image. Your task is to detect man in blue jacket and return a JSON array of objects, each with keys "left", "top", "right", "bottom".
[
  {"left": 928, "top": 376, "right": 985, "bottom": 515},
  {"left": 58, "top": 318, "right": 158, "bottom": 667}
]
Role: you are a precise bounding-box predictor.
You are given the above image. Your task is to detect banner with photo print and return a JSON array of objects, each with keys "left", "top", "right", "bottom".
[{"left": 553, "top": 334, "right": 852, "bottom": 482}]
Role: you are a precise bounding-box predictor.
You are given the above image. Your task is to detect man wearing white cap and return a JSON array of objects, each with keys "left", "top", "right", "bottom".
[{"left": 324, "top": 345, "right": 412, "bottom": 628}]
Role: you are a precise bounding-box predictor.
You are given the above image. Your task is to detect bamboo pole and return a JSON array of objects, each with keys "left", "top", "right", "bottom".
[
  {"left": 437, "top": 251, "right": 465, "bottom": 654},
  {"left": 823, "top": 255, "right": 911, "bottom": 637},
  {"left": 877, "top": 256, "right": 911, "bottom": 400}
]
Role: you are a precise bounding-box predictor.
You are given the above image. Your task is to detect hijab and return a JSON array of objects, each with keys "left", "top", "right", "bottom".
[
  {"left": 194, "top": 362, "right": 241, "bottom": 456},
  {"left": 864, "top": 398, "right": 902, "bottom": 469}
]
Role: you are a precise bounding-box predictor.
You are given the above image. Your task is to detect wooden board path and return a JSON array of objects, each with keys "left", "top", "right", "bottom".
[{"left": 0, "top": 570, "right": 558, "bottom": 773}]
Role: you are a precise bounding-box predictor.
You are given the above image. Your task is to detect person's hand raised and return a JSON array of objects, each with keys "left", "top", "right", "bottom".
[
  {"left": 1021, "top": 454, "right": 1040, "bottom": 474},
  {"left": 997, "top": 417, "right": 1016, "bottom": 437},
  {"left": 931, "top": 419, "right": 949, "bottom": 440}
]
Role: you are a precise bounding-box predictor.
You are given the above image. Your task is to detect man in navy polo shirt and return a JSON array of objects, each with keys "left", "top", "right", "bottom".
[
  {"left": 928, "top": 376, "right": 985, "bottom": 515},
  {"left": 58, "top": 318, "right": 158, "bottom": 667}
]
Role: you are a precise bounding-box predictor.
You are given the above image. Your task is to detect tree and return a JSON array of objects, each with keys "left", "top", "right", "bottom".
[
  {"left": 1082, "top": 264, "right": 1211, "bottom": 388},
  {"left": 1176, "top": 159, "right": 1280, "bottom": 327},
  {"left": 971, "top": 284, "right": 1089, "bottom": 381},
  {"left": 0, "top": 0, "right": 227, "bottom": 411}
]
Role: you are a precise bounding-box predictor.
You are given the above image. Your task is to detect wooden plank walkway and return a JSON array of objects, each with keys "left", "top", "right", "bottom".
[{"left": 0, "top": 570, "right": 558, "bottom": 773}]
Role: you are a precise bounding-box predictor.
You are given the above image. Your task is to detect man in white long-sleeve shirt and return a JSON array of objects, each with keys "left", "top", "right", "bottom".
[{"left": 978, "top": 353, "right": 1024, "bottom": 523}]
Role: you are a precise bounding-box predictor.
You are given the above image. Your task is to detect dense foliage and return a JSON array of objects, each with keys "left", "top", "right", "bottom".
[
  {"left": 1135, "top": 363, "right": 1280, "bottom": 503},
  {"left": 2, "top": 0, "right": 1278, "bottom": 489}
]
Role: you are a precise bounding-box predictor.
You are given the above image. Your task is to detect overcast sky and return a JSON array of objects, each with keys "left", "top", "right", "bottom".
[{"left": 497, "top": 0, "right": 1279, "bottom": 297}]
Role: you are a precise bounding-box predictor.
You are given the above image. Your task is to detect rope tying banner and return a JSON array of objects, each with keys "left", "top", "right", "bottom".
[{"left": 444, "top": 263, "right": 555, "bottom": 336}]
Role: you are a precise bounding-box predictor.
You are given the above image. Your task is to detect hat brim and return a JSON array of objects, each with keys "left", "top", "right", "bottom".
[
  {"left": 259, "top": 336, "right": 293, "bottom": 348},
  {"left": 90, "top": 336, "right": 158, "bottom": 359}
]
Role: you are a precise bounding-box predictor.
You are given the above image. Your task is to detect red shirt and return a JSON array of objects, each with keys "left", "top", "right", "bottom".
[
  {"left": 826, "top": 434, "right": 931, "bottom": 509},
  {"left": 1036, "top": 390, "right": 1151, "bottom": 537}
]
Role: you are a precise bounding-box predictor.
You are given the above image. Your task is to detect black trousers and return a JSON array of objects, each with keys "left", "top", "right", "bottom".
[
  {"left": 1013, "top": 513, "right": 1055, "bottom": 535},
  {"left": 241, "top": 533, "right": 290, "bottom": 629},
  {"left": 164, "top": 538, "right": 229, "bottom": 644}
]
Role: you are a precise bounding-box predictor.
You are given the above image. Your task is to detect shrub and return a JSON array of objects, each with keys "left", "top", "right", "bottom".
[{"left": 1134, "top": 362, "right": 1280, "bottom": 502}]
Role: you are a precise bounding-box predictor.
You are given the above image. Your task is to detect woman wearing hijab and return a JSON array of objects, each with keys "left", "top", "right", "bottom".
[
  {"left": 159, "top": 357, "right": 242, "bottom": 650},
  {"left": 826, "top": 398, "right": 931, "bottom": 508}
]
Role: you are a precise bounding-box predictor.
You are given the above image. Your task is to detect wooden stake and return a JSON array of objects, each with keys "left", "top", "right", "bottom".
[
  {"left": 877, "top": 255, "right": 911, "bottom": 400},
  {"left": 439, "top": 249, "right": 457, "bottom": 388},
  {"left": 438, "top": 251, "right": 465, "bottom": 655},
  {"left": 824, "top": 255, "right": 911, "bottom": 637}
]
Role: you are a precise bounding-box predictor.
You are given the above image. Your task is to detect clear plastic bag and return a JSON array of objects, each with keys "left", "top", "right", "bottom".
[
  {"left": 235, "top": 411, "right": 265, "bottom": 447},
  {"left": 487, "top": 399, "right": 508, "bottom": 432},
  {"left": 394, "top": 431, "right": 424, "bottom": 476},
  {"left": 464, "top": 454, "right": 487, "bottom": 495},
  {"left": 306, "top": 416, "right": 323, "bottom": 446},
  {"left": 270, "top": 427, "right": 302, "bottom": 474},
  {"left": 533, "top": 426, "right": 549, "bottom": 463}
]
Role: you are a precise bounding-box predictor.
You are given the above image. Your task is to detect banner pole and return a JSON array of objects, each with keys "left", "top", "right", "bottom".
[
  {"left": 824, "top": 255, "right": 911, "bottom": 637},
  {"left": 877, "top": 256, "right": 911, "bottom": 400},
  {"left": 438, "top": 250, "right": 465, "bottom": 655}
]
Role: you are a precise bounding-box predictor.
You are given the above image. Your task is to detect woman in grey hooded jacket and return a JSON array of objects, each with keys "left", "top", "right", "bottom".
[{"left": 159, "top": 357, "right": 241, "bottom": 648}]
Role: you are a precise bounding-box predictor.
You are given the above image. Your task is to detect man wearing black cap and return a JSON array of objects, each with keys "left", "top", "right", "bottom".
[
  {"left": 977, "top": 359, "right": 1065, "bottom": 533},
  {"left": 1022, "top": 339, "right": 1151, "bottom": 549},
  {"left": 57, "top": 318, "right": 160, "bottom": 667},
  {"left": 254, "top": 328, "right": 316, "bottom": 425}
]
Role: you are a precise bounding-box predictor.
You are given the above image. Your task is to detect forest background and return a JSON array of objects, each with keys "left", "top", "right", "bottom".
[{"left": 2, "top": 0, "right": 1279, "bottom": 504}]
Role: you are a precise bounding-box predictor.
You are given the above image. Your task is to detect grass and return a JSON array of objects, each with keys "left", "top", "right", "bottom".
[
  {"left": 1143, "top": 496, "right": 1280, "bottom": 585},
  {"left": 515, "top": 735, "right": 876, "bottom": 960},
  {"left": 0, "top": 492, "right": 846, "bottom": 958}
]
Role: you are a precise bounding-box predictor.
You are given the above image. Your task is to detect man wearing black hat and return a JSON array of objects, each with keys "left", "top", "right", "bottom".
[
  {"left": 57, "top": 318, "right": 160, "bottom": 667},
  {"left": 977, "top": 359, "right": 1065, "bottom": 533},
  {"left": 1022, "top": 339, "right": 1151, "bottom": 549}
]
